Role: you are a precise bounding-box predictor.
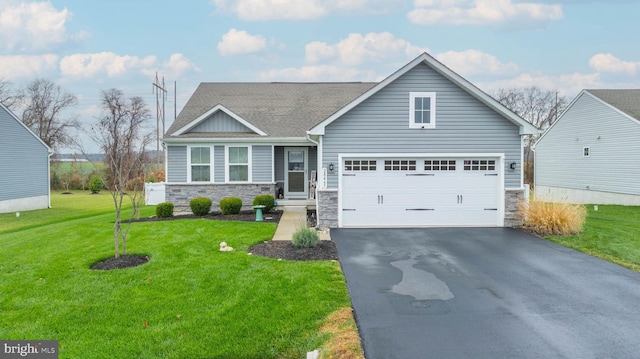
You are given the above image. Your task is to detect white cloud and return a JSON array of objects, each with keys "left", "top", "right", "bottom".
[
  {"left": 212, "top": 0, "right": 326, "bottom": 21},
  {"left": 408, "top": 0, "right": 563, "bottom": 26},
  {"left": 0, "top": 54, "right": 58, "bottom": 79},
  {"left": 60, "top": 52, "right": 156, "bottom": 78},
  {"left": 217, "top": 29, "right": 267, "bottom": 56},
  {"left": 258, "top": 65, "right": 374, "bottom": 81},
  {"left": 483, "top": 72, "right": 601, "bottom": 97},
  {"left": 211, "top": 0, "right": 401, "bottom": 20},
  {"left": 435, "top": 50, "right": 519, "bottom": 76},
  {"left": 0, "top": 1, "right": 87, "bottom": 51},
  {"left": 143, "top": 53, "right": 201, "bottom": 78},
  {"left": 305, "top": 32, "right": 428, "bottom": 66},
  {"left": 589, "top": 53, "right": 640, "bottom": 75}
]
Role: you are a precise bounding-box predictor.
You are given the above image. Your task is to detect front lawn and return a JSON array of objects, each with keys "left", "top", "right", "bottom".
[
  {"left": 546, "top": 205, "right": 640, "bottom": 271},
  {"left": 0, "top": 194, "right": 351, "bottom": 358}
]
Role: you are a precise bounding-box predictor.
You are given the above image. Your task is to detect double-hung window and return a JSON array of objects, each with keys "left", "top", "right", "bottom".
[
  {"left": 190, "top": 147, "right": 211, "bottom": 182},
  {"left": 409, "top": 92, "right": 436, "bottom": 129},
  {"left": 228, "top": 146, "right": 249, "bottom": 182}
]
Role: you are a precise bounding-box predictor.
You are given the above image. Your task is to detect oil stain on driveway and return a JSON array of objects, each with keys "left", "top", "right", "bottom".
[{"left": 332, "top": 227, "right": 640, "bottom": 359}]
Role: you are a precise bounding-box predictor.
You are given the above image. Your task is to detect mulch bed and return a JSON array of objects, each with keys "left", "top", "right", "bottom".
[
  {"left": 249, "top": 240, "right": 339, "bottom": 261},
  {"left": 130, "top": 209, "right": 284, "bottom": 223},
  {"left": 90, "top": 254, "right": 149, "bottom": 270}
]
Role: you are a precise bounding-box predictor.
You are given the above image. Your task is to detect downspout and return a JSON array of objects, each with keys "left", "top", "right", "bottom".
[{"left": 47, "top": 150, "right": 54, "bottom": 208}]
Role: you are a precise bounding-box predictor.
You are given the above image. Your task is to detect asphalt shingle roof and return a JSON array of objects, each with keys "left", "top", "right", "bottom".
[
  {"left": 586, "top": 89, "right": 640, "bottom": 122},
  {"left": 166, "top": 82, "right": 377, "bottom": 138}
]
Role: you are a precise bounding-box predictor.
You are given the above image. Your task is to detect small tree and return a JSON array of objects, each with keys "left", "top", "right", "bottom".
[{"left": 87, "top": 88, "right": 153, "bottom": 259}]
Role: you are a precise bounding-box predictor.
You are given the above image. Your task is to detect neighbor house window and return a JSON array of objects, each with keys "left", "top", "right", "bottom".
[
  {"left": 190, "top": 147, "right": 211, "bottom": 182},
  {"left": 409, "top": 92, "right": 436, "bottom": 129},
  {"left": 228, "top": 146, "right": 249, "bottom": 182},
  {"left": 583, "top": 147, "right": 590, "bottom": 157}
]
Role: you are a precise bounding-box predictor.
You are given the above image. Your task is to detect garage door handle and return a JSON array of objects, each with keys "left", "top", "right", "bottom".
[
  {"left": 406, "top": 173, "right": 434, "bottom": 176},
  {"left": 343, "top": 208, "right": 356, "bottom": 211},
  {"left": 457, "top": 195, "right": 463, "bottom": 204},
  {"left": 484, "top": 173, "right": 498, "bottom": 176},
  {"left": 406, "top": 208, "right": 434, "bottom": 211},
  {"left": 343, "top": 174, "right": 356, "bottom": 176},
  {"left": 484, "top": 208, "right": 498, "bottom": 211}
]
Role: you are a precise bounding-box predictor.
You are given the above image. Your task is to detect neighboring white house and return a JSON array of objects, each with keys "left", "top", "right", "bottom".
[
  {"left": 0, "top": 103, "right": 53, "bottom": 213},
  {"left": 534, "top": 89, "right": 640, "bottom": 205},
  {"left": 163, "top": 52, "right": 537, "bottom": 228}
]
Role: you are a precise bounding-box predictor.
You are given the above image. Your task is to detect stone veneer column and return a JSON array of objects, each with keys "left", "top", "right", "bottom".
[
  {"left": 504, "top": 189, "right": 525, "bottom": 228},
  {"left": 165, "top": 183, "right": 276, "bottom": 212},
  {"left": 317, "top": 189, "right": 338, "bottom": 229}
]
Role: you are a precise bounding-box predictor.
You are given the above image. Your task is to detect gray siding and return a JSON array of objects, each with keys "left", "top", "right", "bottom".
[
  {"left": 190, "top": 111, "right": 252, "bottom": 133},
  {"left": 0, "top": 107, "right": 49, "bottom": 202},
  {"left": 166, "top": 146, "right": 187, "bottom": 182},
  {"left": 308, "top": 146, "right": 318, "bottom": 180},
  {"left": 536, "top": 92, "right": 640, "bottom": 196},
  {"left": 214, "top": 145, "right": 225, "bottom": 183},
  {"left": 274, "top": 146, "right": 284, "bottom": 181},
  {"left": 252, "top": 145, "right": 273, "bottom": 182},
  {"left": 323, "top": 63, "right": 522, "bottom": 188}
]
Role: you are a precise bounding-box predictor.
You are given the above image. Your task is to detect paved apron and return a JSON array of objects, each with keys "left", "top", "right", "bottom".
[{"left": 332, "top": 227, "right": 640, "bottom": 359}]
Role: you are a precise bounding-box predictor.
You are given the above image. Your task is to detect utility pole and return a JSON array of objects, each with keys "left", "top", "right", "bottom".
[{"left": 152, "top": 72, "right": 167, "bottom": 165}]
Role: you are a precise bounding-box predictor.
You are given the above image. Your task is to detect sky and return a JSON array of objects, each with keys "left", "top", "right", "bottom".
[{"left": 1, "top": 0, "right": 639, "bottom": 152}]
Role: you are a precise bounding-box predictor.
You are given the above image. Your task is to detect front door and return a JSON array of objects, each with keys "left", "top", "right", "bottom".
[{"left": 285, "top": 147, "right": 308, "bottom": 199}]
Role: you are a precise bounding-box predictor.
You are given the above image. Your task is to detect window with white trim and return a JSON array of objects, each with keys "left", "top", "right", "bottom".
[
  {"left": 409, "top": 92, "right": 436, "bottom": 129},
  {"left": 583, "top": 147, "right": 590, "bottom": 157},
  {"left": 228, "top": 146, "right": 249, "bottom": 182},
  {"left": 190, "top": 147, "right": 211, "bottom": 182}
]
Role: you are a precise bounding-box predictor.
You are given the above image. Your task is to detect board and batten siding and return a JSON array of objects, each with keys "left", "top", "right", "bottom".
[
  {"left": 190, "top": 111, "right": 253, "bottom": 133},
  {"left": 535, "top": 92, "right": 640, "bottom": 196},
  {"left": 214, "top": 145, "right": 225, "bottom": 183},
  {"left": 166, "top": 146, "right": 187, "bottom": 182},
  {"left": 322, "top": 63, "right": 522, "bottom": 189},
  {"left": 252, "top": 145, "right": 273, "bottom": 182},
  {"left": 0, "top": 106, "right": 49, "bottom": 201}
]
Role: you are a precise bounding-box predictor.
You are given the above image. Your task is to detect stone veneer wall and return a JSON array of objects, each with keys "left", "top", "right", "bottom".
[
  {"left": 504, "top": 188, "right": 525, "bottom": 228},
  {"left": 317, "top": 189, "right": 338, "bottom": 229},
  {"left": 166, "top": 183, "right": 276, "bottom": 212}
]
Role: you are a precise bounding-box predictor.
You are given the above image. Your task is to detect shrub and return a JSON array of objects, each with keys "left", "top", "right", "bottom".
[
  {"left": 253, "top": 194, "right": 275, "bottom": 213},
  {"left": 89, "top": 175, "right": 104, "bottom": 193},
  {"left": 518, "top": 199, "right": 587, "bottom": 236},
  {"left": 220, "top": 197, "right": 242, "bottom": 215},
  {"left": 190, "top": 197, "right": 212, "bottom": 216},
  {"left": 156, "top": 202, "right": 174, "bottom": 218},
  {"left": 292, "top": 227, "right": 320, "bottom": 248}
]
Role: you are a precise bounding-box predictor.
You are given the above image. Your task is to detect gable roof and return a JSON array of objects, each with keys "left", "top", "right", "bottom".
[
  {"left": 308, "top": 52, "right": 537, "bottom": 136},
  {"left": 166, "top": 82, "right": 376, "bottom": 138},
  {"left": 585, "top": 89, "right": 640, "bottom": 122},
  {"left": 0, "top": 103, "right": 52, "bottom": 153}
]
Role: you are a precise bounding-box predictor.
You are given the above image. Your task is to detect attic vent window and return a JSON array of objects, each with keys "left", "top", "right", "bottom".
[
  {"left": 409, "top": 92, "right": 436, "bottom": 129},
  {"left": 583, "top": 147, "right": 590, "bottom": 157}
]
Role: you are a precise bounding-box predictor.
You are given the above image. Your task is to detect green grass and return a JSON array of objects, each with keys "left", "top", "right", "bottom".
[
  {"left": 0, "top": 195, "right": 349, "bottom": 358},
  {"left": 546, "top": 205, "right": 640, "bottom": 271}
]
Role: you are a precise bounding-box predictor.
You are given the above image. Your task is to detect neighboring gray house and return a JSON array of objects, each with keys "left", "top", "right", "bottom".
[
  {"left": 163, "top": 52, "right": 536, "bottom": 228},
  {"left": 534, "top": 89, "right": 640, "bottom": 205},
  {"left": 0, "top": 103, "right": 52, "bottom": 213}
]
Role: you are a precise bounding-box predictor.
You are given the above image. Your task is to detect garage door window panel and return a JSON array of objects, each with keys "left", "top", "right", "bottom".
[
  {"left": 425, "top": 160, "right": 456, "bottom": 171},
  {"left": 464, "top": 159, "right": 496, "bottom": 171},
  {"left": 384, "top": 160, "right": 416, "bottom": 171},
  {"left": 345, "top": 160, "right": 377, "bottom": 171}
]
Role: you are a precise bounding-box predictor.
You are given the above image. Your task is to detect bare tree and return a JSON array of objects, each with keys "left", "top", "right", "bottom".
[
  {"left": 88, "top": 88, "right": 153, "bottom": 259},
  {"left": 493, "top": 87, "right": 569, "bottom": 185},
  {"left": 0, "top": 79, "right": 22, "bottom": 110},
  {"left": 21, "top": 78, "right": 79, "bottom": 151}
]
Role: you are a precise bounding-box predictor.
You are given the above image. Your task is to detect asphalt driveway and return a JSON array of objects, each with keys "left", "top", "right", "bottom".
[{"left": 332, "top": 227, "right": 640, "bottom": 359}]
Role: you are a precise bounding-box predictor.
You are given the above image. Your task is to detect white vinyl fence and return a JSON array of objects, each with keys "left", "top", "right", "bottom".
[{"left": 145, "top": 182, "right": 166, "bottom": 205}]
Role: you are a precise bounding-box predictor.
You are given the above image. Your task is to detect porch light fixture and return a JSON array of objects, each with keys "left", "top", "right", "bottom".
[
  {"left": 328, "top": 163, "right": 334, "bottom": 172},
  {"left": 509, "top": 162, "right": 517, "bottom": 170}
]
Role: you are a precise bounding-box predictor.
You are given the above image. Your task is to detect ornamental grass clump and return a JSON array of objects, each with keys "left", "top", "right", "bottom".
[
  {"left": 292, "top": 227, "right": 319, "bottom": 248},
  {"left": 155, "top": 202, "right": 174, "bottom": 218},
  {"left": 518, "top": 199, "right": 587, "bottom": 236},
  {"left": 220, "top": 197, "right": 242, "bottom": 215},
  {"left": 190, "top": 197, "right": 212, "bottom": 216}
]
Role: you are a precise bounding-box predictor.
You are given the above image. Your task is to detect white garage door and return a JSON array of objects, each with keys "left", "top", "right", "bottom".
[{"left": 340, "top": 157, "right": 502, "bottom": 227}]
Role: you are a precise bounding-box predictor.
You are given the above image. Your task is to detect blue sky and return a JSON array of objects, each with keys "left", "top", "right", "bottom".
[{"left": 1, "top": 0, "right": 639, "bottom": 151}]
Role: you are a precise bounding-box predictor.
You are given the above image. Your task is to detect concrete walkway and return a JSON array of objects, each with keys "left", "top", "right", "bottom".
[{"left": 272, "top": 206, "right": 331, "bottom": 241}]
